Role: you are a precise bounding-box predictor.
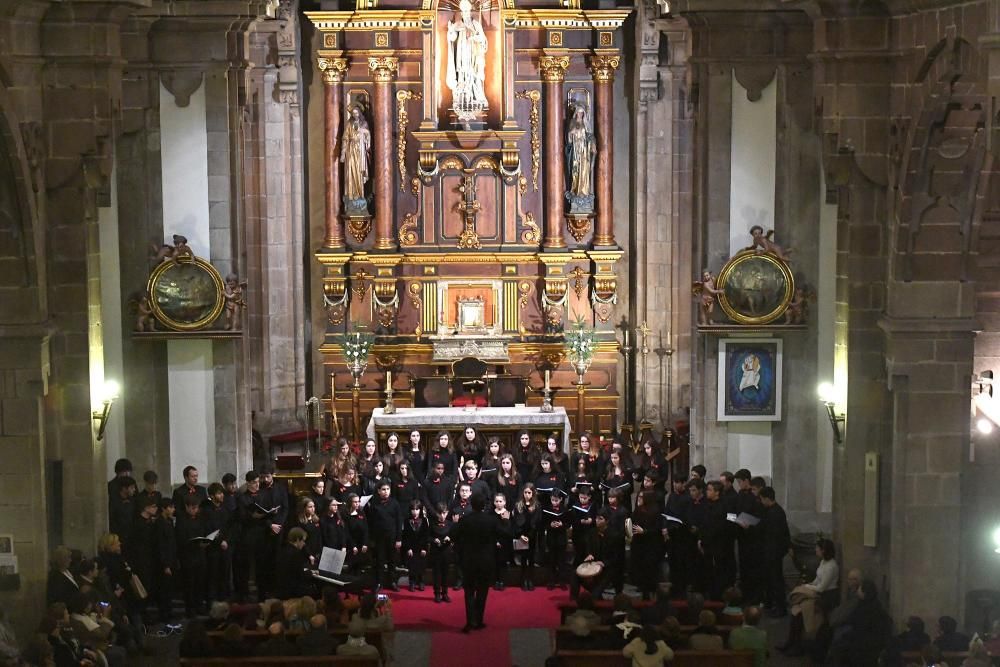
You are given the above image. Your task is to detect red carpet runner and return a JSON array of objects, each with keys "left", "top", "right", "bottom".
[{"left": 390, "top": 587, "right": 565, "bottom": 666}]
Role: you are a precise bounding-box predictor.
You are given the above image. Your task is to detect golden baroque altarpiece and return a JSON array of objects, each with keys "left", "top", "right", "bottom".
[{"left": 307, "top": 0, "right": 629, "bottom": 438}]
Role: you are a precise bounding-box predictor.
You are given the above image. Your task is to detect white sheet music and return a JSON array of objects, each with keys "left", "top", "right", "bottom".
[
  {"left": 318, "top": 546, "right": 347, "bottom": 575},
  {"left": 360, "top": 495, "right": 373, "bottom": 509},
  {"left": 205, "top": 529, "right": 220, "bottom": 541}
]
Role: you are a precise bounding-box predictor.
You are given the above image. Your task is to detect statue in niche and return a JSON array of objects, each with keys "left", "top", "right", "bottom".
[
  {"left": 341, "top": 103, "right": 371, "bottom": 216},
  {"left": 692, "top": 270, "right": 723, "bottom": 325},
  {"left": 446, "top": 0, "right": 488, "bottom": 121},
  {"left": 565, "top": 103, "right": 596, "bottom": 214},
  {"left": 223, "top": 274, "right": 247, "bottom": 330}
]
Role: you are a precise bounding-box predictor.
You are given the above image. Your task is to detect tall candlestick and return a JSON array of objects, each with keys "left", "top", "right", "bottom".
[
  {"left": 386, "top": 370, "right": 392, "bottom": 387},
  {"left": 544, "top": 369, "right": 551, "bottom": 388}
]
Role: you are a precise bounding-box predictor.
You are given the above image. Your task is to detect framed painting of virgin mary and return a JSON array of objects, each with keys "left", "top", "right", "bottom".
[{"left": 717, "top": 338, "right": 782, "bottom": 421}]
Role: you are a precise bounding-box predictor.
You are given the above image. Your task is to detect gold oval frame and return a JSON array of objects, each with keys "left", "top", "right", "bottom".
[
  {"left": 147, "top": 257, "right": 225, "bottom": 331},
  {"left": 716, "top": 250, "right": 794, "bottom": 325}
]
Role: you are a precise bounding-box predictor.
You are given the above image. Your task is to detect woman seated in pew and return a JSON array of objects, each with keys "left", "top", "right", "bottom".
[
  {"left": 178, "top": 619, "right": 214, "bottom": 659},
  {"left": 215, "top": 622, "right": 251, "bottom": 658},
  {"left": 622, "top": 625, "right": 674, "bottom": 667},
  {"left": 657, "top": 616, "right": 688, "bottom": 650},
  {"left": 688, "top": 610, "right": 725, "bottom": 651}
]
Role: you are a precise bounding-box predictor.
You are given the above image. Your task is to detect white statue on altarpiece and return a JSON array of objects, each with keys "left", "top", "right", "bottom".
[{"left": 446, "top": 0, "right": 488, "bottom": 120}]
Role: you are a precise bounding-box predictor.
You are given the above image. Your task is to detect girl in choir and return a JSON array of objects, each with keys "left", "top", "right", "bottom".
[
  {"left": 544, "top": 432, "right": 569, "bottom": 476},
  {"left": 359, "top": 438, "right": 379, "bottom": 476},
  {"left": 332, "top": 466, "right": 360, "bottom": 503},
  {"left": 406, "top": 429, "right": 426, "bottom": 480},
  {"left": 514, "top": 429, "right": 537, "bottom": 481},
  {"left": 533, "top": 455, "right": 566, "bottom": 503},
  {"left": 401, "top": 500, "right": 429, "bottom": 592},
  {"left": 493, "top": 492, "right": 513, "bottom": 590},
  {"left": 634, "top": 437, "right": 667, "bottom": 485},
  {"left": 362, "top": 458, "right": 390, "bottom": 496},
  {"left": 629, "top": 490, "right": 666, "bottom": 600},
  {"left": 343, "top": 493, "right": 370, "bottom": 575},
  {"left": 287, "top": 496, "right": 322, "bottom": 565},
  {"left": 541, "top": 488, "right": 570, "bottom": 590},
  {"left": 382, "top": 432, "right": 404, "bottom": 472},
  {"left": 428, "top": 430, "right": 457, "bottom": 479},
  {"left": 494, "top": 452, "right": 522, "bottom": 509},
  {"left": 480, "top": 436, "right": 503, "bottom": 481},
  {"left": 513, "top": 483, "right": 540, "bottom": 590},
  {"left": 457, "top": 425, "right": 484, "bottom": 468},
  {"left": 307, "top": 477, "right": 330, "bottom": 515},
  {"left": 569, "top": 455, "right": 597, "bottom": 504},
  {"left": 320, "top": 497, "right": 349, "bottom": 551},
  {"left": 324, "top": 437, "right": 356, "bottom": 490},
  {"left": 428, "top": 502, "right": 453, "bottom": 603},
  {"left": 571, "top": 431, "right": 600, "bottom": 477},
  {"left": 392, "top": 460, "right": 422, "bottom": 507},
  {"left": 601, "top": 449, "right": 633, "bottom": 509}
]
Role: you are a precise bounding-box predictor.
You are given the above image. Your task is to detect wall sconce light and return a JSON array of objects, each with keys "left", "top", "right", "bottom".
[
  {"left": 818, "top": 381, "right": 845, "bottom": 444},
  {"left": 92, "top": 380, "right": 120, "bottom": 441}
]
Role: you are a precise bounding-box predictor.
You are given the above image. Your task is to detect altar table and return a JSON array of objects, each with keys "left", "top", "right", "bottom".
[{"left": 366, "top": 406, "right": 571, "bottom": 451}]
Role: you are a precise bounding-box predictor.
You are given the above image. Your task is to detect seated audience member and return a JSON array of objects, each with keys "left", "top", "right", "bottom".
[
  {"left": 640, "top": 585, "right": 675, "bottom": 626},
  {"left": 658, "top": 616, "right": 687, "bottom": 650},
  {"left": 562, "top": 613, "right": 602, "bottom": 650},
  {"left": 336, "top": 617, "right": 380, "bottom": 660},
  {"left": 288, "top": 596, "right": 318, "bottom": 632},
  {"left": 934, "top": 616, "right": 970, "bottom": 653},
  {"left": 681, "top": 591, "right": 706, "bottom": 625},
  {"left": 215, "top": 623, "right": 251, "bottom": 658},
  {"left": 611, "top": 592, "right": 635, "bottom": 624},
  {"left": 351, "top": 593, "right": 394, "bottom": 633},
  {"left": 689, "top": 610, "right": 725, "bottom": 651},
  {"left": 825, "top": 580, "right": 890, "bottom": 667},
  {"left": 614, "top": 610, "right": 643, "bottom": 648},
  {"left": 983, "top": 620, "right": 1000, "bottom": 656},
  {"left": 297, "top": 614, "right": 336, "bottom": 656},
  {"left": 963, "top": 635, "right": 991, "bottom": 667},
  {"left": 19, "top": 635, "right": 55, "bottom": 667},
  {"left": 205, "top": 601, "right": 230, "bottom": 631},
  {"left": 67, "top": 593, "right": 125, "bottom": 667},
  {"left": 47, "top": 547, "right": 80, "bottom": 607},
  {"left": 783, "top": 538, "right": 839, "bottom": 655},
  {"left": 728, "top": 606, "right": 768, "bottom": 667},
  {"left": 39, "top": 611, "right": 96, "bottom": 667},
  {"left": 177, "top": 619, "right": 214, "bottom": 659},
  {"left": 566, "top": 592, "right": 602, "bottom": 630},
  {"left": 622, "top": 625, "right": 674, "bottom": 666},
  {"left": 321, "top": 588, "right": 348, "bottom": 628},
  {"left": 885, "top": 615, "right": 932, "bottom": 664},
  {"left": 256, "top": 621, "right": 299, "bottom": 657}
]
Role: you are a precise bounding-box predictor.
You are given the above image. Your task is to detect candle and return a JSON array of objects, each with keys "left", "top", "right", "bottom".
[
  {"left": 624, "top": 327, "right": 629, "bottom": 348},
  {"left": 386, "top": 370, "right": 392, "bottom": 388},
  {"left": 544, "top": 369, "right": 551, "bottom": 388}
]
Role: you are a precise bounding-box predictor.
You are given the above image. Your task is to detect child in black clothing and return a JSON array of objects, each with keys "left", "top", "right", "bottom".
[
  {"left": 401, "top": 500, "right": 429, "bottom": 591},
  {"left": 541, "top": 488, "right": 570, "bottom": 590},
  {"left": 366, "top": 480, "right": 402, "bottom": 591},
  {"left": 493, "top": 492, "right": 513, "bottom": 590},
  {"left": 176, "top": 496, "right": 210, "bottom": 617},
  {"left": 428, "top": 503, "right": 453, "bottom": 603}
]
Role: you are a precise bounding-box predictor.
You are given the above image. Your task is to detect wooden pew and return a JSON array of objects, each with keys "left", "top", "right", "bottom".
[
  {"left": 553, "top": 625, "right": 732, "bottom": 651},
  {"left": 549, "top": 649, "right": 755, "bottom": 667},
  {"left": 557, "top": 599, "right": 725, "bottom": 624},
  {"left": 179, "top": 658, "right": 378, "bottom": 667}
]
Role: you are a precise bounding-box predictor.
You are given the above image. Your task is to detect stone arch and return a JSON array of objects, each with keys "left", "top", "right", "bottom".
[{"left": 0, "top": 77, "right": 45, "bottom": 321}]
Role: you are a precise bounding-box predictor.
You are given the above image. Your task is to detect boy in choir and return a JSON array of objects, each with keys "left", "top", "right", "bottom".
[
  {"left": 582, "top": 509, "right": 622, "bottom": 600},
  {"left": 202, "top": 482, "right": 234, "bottom": 603},
  {"left": 155, "top": 498, "right": 178, "bottom": 624},
  {"left": 421, "top": 460, "right": 454, "bottom": 515},
  {"left": 460, "top": 460, "right": 491, "bottom": 503},
  {"left": 492, "top": 492, "right": 513, "bottom": 590},
  {"left": 449, "top": 481, "right": 474, "bottom": 589},
  {"left": 664, "top": 474, "right": 692, "bottom": 598},
  {"left": 221, "top": 472, "right": 239, "bottom": 511},
  {"left": 107, "top": 457, "right": 133, "bottom": 501},
  {"left": 234, "top": 470, "right": 274, "bottom": 602},
  {"left": 641, "top": 471, "right": 666, "bottom": 509},
  {"left": 401, "top": 499, "right": 429, "bottom": 591},
  {"left": 428, "top": 502, "right": 453, "bottom": 603},
  {"left": 569, "top": 484, "right": 596, "bottom": 599},
  {"left": 136, "top": 471, "right": 162, "bottom": 516},
  {"left": 129, "top": 496, "right": 159, "bottom": 619},
  {"left": 603, "top": 490, "right": 629, "bottom": 595},
  {"left": 704, "top": 480, "right": 736, "bottom": 598},
  {"left": 108, "top": 477, "right": 137, "bottom": 549},
  {"left": 685, "top": 478, "right": 713, "bottom": 596},
  {"left": 366, "top": 479, "right": 403, "bottom": 592},
  {"left": 759, "top": 486, "right": 791, "bottom": 616},
  {"left": 541, "top": 487, "right": 570, "bottom": 590},
  {"left": 257, "top": 464, "right": 289, "bottom": 598},
  {"left": 734, "top": 469, "right": 763, "bottom": 604},
  {"left": 176, "top": 496, "right": 210, "bottom": 617}
]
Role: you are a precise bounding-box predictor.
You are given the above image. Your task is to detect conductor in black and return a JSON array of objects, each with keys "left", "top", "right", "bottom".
[{"left": 450, "top": 492, "right": 511, "bottom": 633}]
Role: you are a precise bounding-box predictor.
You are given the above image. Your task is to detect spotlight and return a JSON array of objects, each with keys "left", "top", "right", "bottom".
[
  {"left": 817, "top": 382, "right": 837, "bottom": 404},
  {"left": 818, "top": 382, "right": 845, "bottom": 443},
  {"left": 978, "top": 418, "right": 994, "bottom": 435}
]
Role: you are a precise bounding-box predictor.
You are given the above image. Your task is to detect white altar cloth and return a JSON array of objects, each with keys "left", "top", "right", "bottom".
[{"left": 366, "top": 406, "right": 571, "bottom": 451}]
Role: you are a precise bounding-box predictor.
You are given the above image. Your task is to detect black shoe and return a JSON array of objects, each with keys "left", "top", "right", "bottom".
[
  {"left": 474, "top": 623, "right": 486, "bottom": 630},
  {"left": 461, "top": 624, "right": 473, "bottom": 634},
  {"left": 546, "top": 582, "right": 555, "bottom": 590},
  {"left": 558, "top": 583, "right": 567, "bottom": 590},
  {"left": 493, "top": 582, "right": 502, "bottom": 591},
  {"left": 521, "top": 580, "right": 529, "bottom": 591},
  {"left": 453, "top": 580, "right": 463, "bottom": 590},
  {"left": 442, "top": 593, "right": 452, "bottom": 603},
  {"left": 497, "top": 581, "right": 505, "bottom": 591},
  {"left": 389, "top": 583, "right": 400, "bottom": 592},
  {"left": 417, "top": 582, "right": 425, "bottom": 591},
  {"left": 527, "top": 581, "right": 535, "bottom": 591},
  {"left": 408, "top": 582, "right": 415, "bottom": 592},
  {"left": 434, "top": 593, "right": 442, "bottom": 603}
]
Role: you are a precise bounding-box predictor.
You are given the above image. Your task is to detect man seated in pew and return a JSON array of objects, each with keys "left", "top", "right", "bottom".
[
  {"left": 336, "top": 616, "right": 381, "bottom": 660},
  {"left": 728, "top": 605, "right": 768, "bottom": 667},
  {"left": 255, "top": 620, "right": 299, "bottom": 657},
  {"left": 622, "top": 624, "right": 674, "bottom": 666},
  {"left": 297, "top": 613, "right": 337, "bottom": 656}
]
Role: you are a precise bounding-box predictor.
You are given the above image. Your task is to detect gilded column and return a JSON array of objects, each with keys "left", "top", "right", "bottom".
[
  {"left": 369, "top": 55, "right": 399, "bottom": 251},
  {"left": 319, "top": 57, "right": 349, "bottom": 248},
  {"left": 540, "top": 55, "right": 569, "bottom": 250},
  {"left": 590, "top": 53, "right": 620, "bottom": 248}
]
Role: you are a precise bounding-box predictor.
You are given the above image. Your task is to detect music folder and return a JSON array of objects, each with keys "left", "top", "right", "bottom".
[{"left": 311, "top": 546, "right": 349, "bottom": 586}]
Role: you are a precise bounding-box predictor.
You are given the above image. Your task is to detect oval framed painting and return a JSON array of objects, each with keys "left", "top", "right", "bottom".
[
  {"left": 147, "top": 257, "right": 225, "bottom": 331},
  {"left": 716, "top": 250, "right": 794, "bottom": 325}
]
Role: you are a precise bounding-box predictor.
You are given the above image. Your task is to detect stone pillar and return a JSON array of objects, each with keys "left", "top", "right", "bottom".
[
  {"left": 540, "top": 54, "right": 569, "bottom": 251},
  {"left": 369, "top": 55, "right": 398, "bottom": 252},
  {"left": 589, "top": 53, "right": 620, "bottom": 248},
  {"left": 319, "top": 57, "right": 348, "bottom": 249}
]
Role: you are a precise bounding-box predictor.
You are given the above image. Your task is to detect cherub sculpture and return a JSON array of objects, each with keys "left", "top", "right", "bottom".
[
  {"left": 746, "top": 225, "right": 791, "bottom": 262},
  {"left": 150, "top": 234, "right": 195, "bottom": 264},
  {"left": 135, "top": 295, "right": 156, "bottom": 332},
  {"left": 223, "top": 274, "right": 247, "bottom": 330},
  {"left": 692, "top": 270, "right": 724, "bottom": 325},
  {"left": 783, "top": 287, "right": 812, "bottom": 325}
]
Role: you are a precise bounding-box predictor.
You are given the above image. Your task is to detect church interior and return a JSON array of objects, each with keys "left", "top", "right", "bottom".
[{"left": 2, "top": 0, "right": 1000, "bottom": 663}]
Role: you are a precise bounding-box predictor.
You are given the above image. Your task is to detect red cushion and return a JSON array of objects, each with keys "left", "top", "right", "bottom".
[
  {"left": 268, "top": 429, "right": 325, "bottom": 444},
  {"left": 452, "top": 396, "right": 487, "bottom": 407}
]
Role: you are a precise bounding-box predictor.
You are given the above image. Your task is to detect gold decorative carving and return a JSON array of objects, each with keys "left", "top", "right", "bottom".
[
  {"left": 599, "top": 32, "right": 613, "bottom": 47},
  {"left": 518, "top": 175, "right": 527, "bottom": 197},
  {"left": 318, "top": 57, "right": 349, "bottom": 85},
  {"left": 375, "top": 31, "right": 389, "bottom": 47},
  {"left": 570, "top": 266, "right": 587, "bottom": 299},
  {"left": 322, "top": 33, "right": 337, "bottom": 49},
  {"left": 515, "top": 89, "right": 541, "bottom": 191},
  {"left": 589, "top": 54, "right": 621, "bottom": 83},
  {"left": 456, "top": 174, "right": 482, "bottom": 250},
  {"left": 591, "top": 275, "right": 617, "bottom": 324},
  {"left": 368, "top": 56, "right": 399, "bottom": 82},
  {"left": 539, "top": 55, "right": 570, "bottom": 82},
  {"left": 346, "top": 215, "right": 372, "bottom": 243},
  {"left": 441, "top": 155, "right": 464, "bottom": 171},
  {"left": 407, "top": 282, "right": 423, "bottom": 338},
  {"left": 566, "top": 215, "right": 592, "bottom": 242},
  {"left": 410, "top": 177, "right": 420, "bottom": 196},
  {"left": 398, "top": 212, "right": 419, "bottom": 246},
  {"left": 520, "top": 212, "right": 540, "bottom": 244},
  {"left": 396, "top": 90, "right": 421, "bottom": 190},
  {"left": 352, "top": 269, "right": 372, "bottom": 299},
  {"left": 517, "top": 280, "right": 534, "bottom": 334},
  {"left": 472, "top": 155, "right": 499, "bottom": 171},
  {"left": 549, "top": 31, "right": 563, "bottom": 46}
]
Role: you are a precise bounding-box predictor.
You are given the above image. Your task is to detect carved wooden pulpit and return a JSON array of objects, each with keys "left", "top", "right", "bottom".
[{"left": 308, "top": 0, "right": 629, "bottom": 438}]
